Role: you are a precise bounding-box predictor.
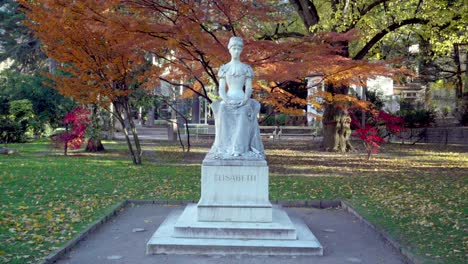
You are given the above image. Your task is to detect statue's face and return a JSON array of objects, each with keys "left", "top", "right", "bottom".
[{"left": 229, "top": 45, "right": 243, "bottom": 59}]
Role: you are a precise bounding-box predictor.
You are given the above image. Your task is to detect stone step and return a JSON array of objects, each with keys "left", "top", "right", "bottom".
[
  {"left": 147, "top": 206, "right": 323, "bottom": 256},
  {"left": 173, "top": 204, "right": 296, "bottom": 240}
]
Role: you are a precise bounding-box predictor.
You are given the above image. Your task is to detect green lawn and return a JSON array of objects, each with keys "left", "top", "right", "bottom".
[{"left": 0, "top": 140, "right": 466, "bottom": 263}]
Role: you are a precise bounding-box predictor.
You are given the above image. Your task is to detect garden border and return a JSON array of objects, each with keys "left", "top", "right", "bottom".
[{"left": 40, "top": 199, "right": 419, "bottom": 264}]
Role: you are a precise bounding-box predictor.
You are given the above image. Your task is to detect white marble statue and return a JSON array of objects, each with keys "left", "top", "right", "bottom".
[{"left": 207, "top": 36, "right": 265, "bottom": 160}]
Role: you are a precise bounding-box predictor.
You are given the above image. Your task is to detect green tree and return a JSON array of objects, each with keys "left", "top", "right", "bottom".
[
  {"left": 0, "top": 0, "right": 47, "bottom": 72},
  {"left": 0, "top": 69, "right": 75, "bottom": 136},
  {"left": 0, "top": 99, "right": 34, "bottom": 143},
  {"left": 288, "top": 0, "right": 467, "bottom": 151}
]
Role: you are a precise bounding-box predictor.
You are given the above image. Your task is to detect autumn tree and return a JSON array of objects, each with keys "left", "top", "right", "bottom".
[
  {"left": 0, "top": 0, "right": 47, "bottom": 73},
  {"left": 20, "top": 0, "right": 154, "bottom": 165},
  {"left": 120, "top": 0, "right": 405, "bottom": 152},
  {"left": 51, "top": 106, "right": 91, "bottom": 156},
  {"left": 22, "top": 0, "right": 413, "bottom": 155}
]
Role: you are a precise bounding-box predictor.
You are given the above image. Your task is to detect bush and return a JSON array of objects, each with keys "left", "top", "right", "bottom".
[
  {"left": 397, "top": 108, "right": 436, "bottom": 128},
  {"left": 0, "top": 99, "right": 34, "bottom": 143},
  {"left": 261, "top": 114, "right": 287, "bottom": 126},
  {"left": 454, "top": 101, "right": 468, "bottom": 126},
  {"left": 0, "top": 118, "right": 25, "bottom": 143}
]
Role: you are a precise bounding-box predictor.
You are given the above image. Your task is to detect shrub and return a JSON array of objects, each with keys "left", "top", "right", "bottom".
[
  {"left": 0, "top": 99, "right": 34, "bottom": 143},
  {"left": 51, "top": 106, "right": 91, "bottom": 155},
  {"left": 261, "top": 114, "right": 288, "bottom": 126},
  {"left": 397, "top": 108, "right": 436, "bottom": 128},
  {"left": 454, "top": 101, "right": 468, "bottom": 126},
  {"left": 352, "top": 110, "right": 405, "bottom": 159}
]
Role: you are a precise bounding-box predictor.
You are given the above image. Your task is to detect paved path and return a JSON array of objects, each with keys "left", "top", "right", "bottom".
[{"left": 55, "top": 204, "right": 407, "bottom": 264}]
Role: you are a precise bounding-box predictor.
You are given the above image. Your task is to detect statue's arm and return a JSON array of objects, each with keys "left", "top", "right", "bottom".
[
  {"left": 219, "top": 78, "right": 228, "bottom": 102},
  {"left": 218, "top": 65, "right": 228, "bottom": 102},
  {"left": 242, "top": 65, "right": 254, "bottom": 105},
  {"left": 243, "top": 77, "right": 253, "bottom": 104}
]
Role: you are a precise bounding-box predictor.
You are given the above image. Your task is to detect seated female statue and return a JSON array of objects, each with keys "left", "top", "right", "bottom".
[{"left": 207, "top": 36, "right": 264, "bottom": 160}]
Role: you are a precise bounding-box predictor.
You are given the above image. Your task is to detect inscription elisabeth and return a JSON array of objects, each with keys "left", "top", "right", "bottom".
[{"left": 214, "top": 174, "right": 257, "bottom": 182}]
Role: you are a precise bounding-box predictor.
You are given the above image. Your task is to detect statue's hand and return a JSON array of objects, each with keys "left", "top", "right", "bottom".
[{"left": 225, "top": 99, "right": 242, "bottom": 108}]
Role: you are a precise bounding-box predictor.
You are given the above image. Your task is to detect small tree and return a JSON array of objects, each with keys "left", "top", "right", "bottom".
[
  {"left": 355, "top": 125, "right": 385, "bottom": 160},
  {"left": 51, "top": 106, "right": 91, "bottom": 155},
  {"left": 352, "top": 109, "right": 405, "bottom": 160}
]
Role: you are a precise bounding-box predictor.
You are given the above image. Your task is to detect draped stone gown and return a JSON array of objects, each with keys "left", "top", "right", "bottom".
[{"left": 207, "top": 62, "right": 264, "bottom": 159}]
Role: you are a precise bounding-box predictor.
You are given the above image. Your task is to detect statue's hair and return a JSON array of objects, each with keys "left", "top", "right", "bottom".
[{"left": 228, "top": 36, "right": 243, "bottom": 49}]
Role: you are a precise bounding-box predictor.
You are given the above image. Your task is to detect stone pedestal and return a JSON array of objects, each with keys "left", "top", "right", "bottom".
[
  {"left": 146, "top": 158, "right": 323, "bottom": 256},
  {"left": 198, "top": 159, "right": 272, "bottom": 222}
]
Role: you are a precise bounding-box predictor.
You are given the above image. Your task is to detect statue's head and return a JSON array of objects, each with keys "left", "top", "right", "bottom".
[{"left": 228, "top": 36, "right": 243, "bottom": 50}]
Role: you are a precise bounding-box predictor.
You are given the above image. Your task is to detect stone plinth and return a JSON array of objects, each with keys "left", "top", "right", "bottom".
[
  {"left": 146, "top": 158, "right": 323, "bottom": 256},
  {"left": 197, "top": 158, "right": 272, "bottom": 222},
  {"left": 147, "top": 205, "right": 323, "bottom": 256},
  {"left": 174, "top": 204, "right": 296, "bottom": 240}
]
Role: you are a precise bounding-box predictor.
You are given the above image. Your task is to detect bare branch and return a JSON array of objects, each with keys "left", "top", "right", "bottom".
[{"left": 353, "top": 18, "right": 429, "bottom": 60}]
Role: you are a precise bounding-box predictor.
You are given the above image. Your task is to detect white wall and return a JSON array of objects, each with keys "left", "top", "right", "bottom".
[{"left": 367, "top": 76, "right": 393, "bottom": 96}]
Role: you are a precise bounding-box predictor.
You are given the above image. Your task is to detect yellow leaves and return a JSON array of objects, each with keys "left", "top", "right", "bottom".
[
  {"left": 46, "top": 210, "right": 53, "bottom": 221},
  {"left": 314, "top": 91, "right": 371, "bottom": 110},
  {"left": 32, "top": 234, "right": 45, "bottom": 243}
]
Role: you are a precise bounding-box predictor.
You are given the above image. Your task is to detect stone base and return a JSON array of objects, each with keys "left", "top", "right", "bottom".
[
  {"left": 146, "top": 205, "right": 323, "bottom": 256},
  {"left": 174, "top": 204, "right": 296, "bottom": 240},
  {"left": 198, "top": 158, "right": 272, "bottom": 222},
  {"left": 197, "top": 204, "right": 272, "bottom": 222}
]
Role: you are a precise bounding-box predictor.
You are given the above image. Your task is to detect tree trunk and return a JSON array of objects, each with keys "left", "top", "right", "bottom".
[
  {"left": 321, "top": 85, "right": 354, "bottom": 152},
  {"left": 64, "top": 124, "right": 69, "bottom": 156},
  {"left": 127, "top": 115, "right": 142, "bottom": 165},
  {"left": 113, "top": 102, "right": 142, "bottom": 165},
  {"left": 108, "top": 103, "right": 115, "bottom": 139},
  {"left": 124, "top": 102, "right": 142, "bottom": 165},
  {"left": 85, "top": 105, "right": 105, "bottom": 152},
  {"left": 454, "top": 43, "right": 464, "bottom": 99},
  {"left": 322, "top": 107, "right": 353, "bottom": 152},
  {"left": 85, "top": 138, "right": 105, "bottom": 152}
]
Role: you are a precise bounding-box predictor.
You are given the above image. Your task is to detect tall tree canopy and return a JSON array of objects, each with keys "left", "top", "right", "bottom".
[
  {"left": 0, "top": 0, "right": 47, "bottom": 72},
  {"left": 287, "top": 0, "right": 467, "bottom": 151},
  {"left": 121, "top": 0, "right": 400, "bottom": 112},
  {"left": 21, "top": 0, "right": 412, "bottom": 155},
  {"left": 20, "top": 0, "right": 154, "bottom": 164},
  {"left": 290, "top": 0, "right": 467, "bottom": 59}
]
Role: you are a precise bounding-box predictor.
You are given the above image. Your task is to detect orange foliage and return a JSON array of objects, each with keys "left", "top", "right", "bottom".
[
  {"left": 119, "top": 0, "right": 408, "bottom": 114},
  {"left": 21, "top": 0, "right": 409, "bottom": 115},
  {"left": 20, "top": 0, "right": 155, "bottom": 107}
]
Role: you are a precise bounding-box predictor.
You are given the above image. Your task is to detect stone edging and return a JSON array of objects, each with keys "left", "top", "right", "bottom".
[
  {"left": 39, "top": 199, "right": 418, "bottom": 264},
  {"left": 40, "top": 201, "right": 128, "bottom": 264}
]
